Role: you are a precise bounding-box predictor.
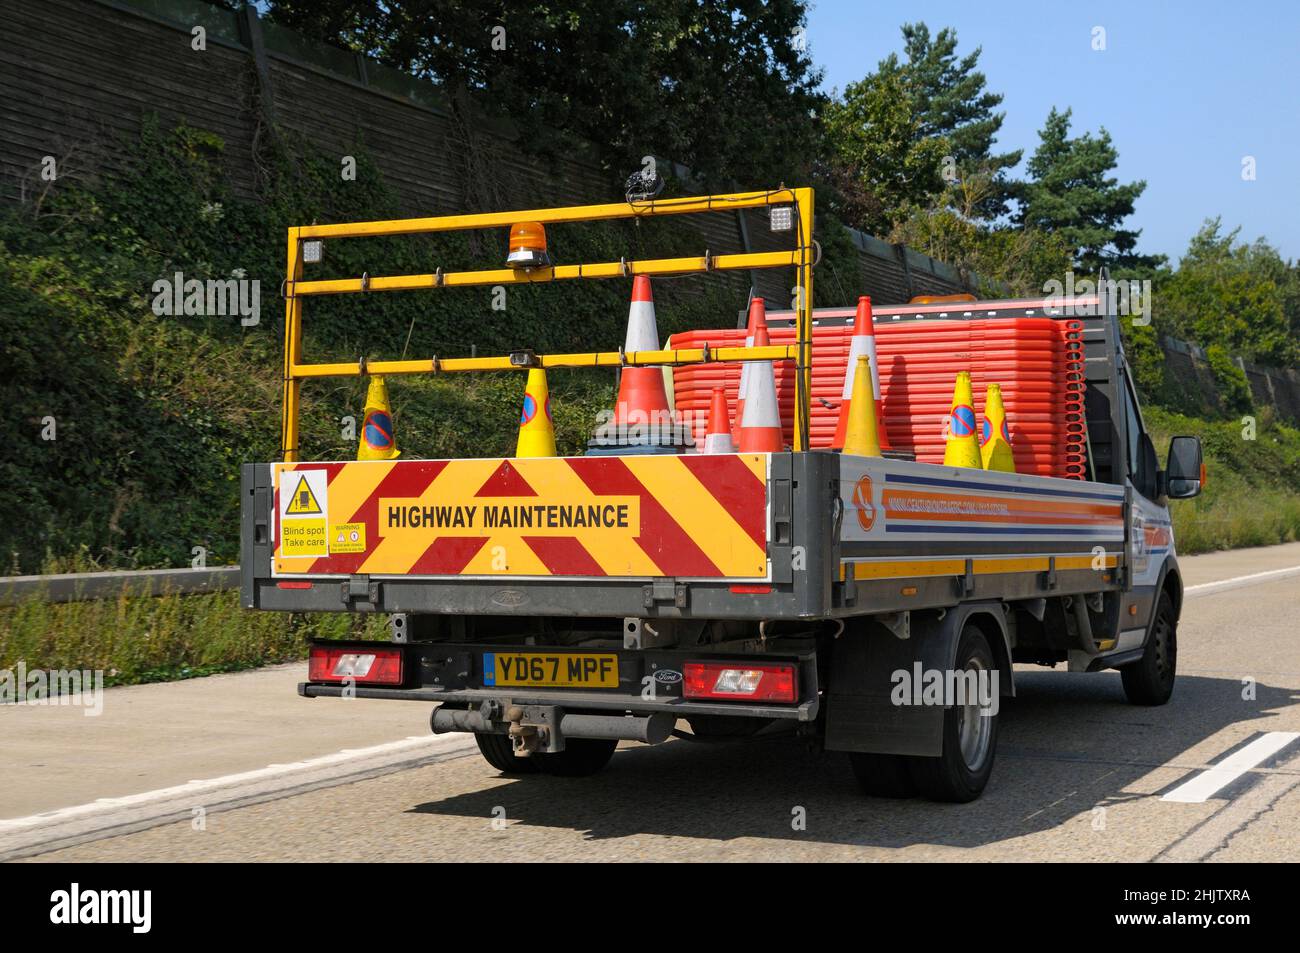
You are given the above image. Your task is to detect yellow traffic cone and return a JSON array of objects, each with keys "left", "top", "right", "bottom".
[
  {"left": 516, "top": 367, "right": 556, "bottom": 457},
  {"left": 842, "top": 356, "right": 882, "bottom": 457},
  {"left": 357, "top": 376, "right": 400, "bottom": 460},
  {"left": 943, "top": 372, "right": 981, "bottom": 468},
  {"left": 980, "top": 383, "right": 1016, "bottom": 472}
]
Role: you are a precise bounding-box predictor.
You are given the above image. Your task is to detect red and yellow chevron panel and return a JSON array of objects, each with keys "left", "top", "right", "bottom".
[{"left": 271, "top": 454, "right": 770, "bottom": 579}]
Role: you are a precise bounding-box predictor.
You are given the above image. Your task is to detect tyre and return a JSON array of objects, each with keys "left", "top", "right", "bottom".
[
  {"left": 907, "top": 625, "right": 1000, "bottom": 803},
  {"left": 848, "top": 752, "right": 916, "bottom": 798},
  {"left": 1121, "top": 592, "right": 1177, "bottom": 706},
  {"left": 474, "top": 731, "right": 539, "bottom": 774},
  {"left": 534, "top": 738, "right": 618, "bottom": 777}
]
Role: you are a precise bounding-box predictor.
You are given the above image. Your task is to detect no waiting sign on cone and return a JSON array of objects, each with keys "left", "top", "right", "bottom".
[{"left": 357, "top": 376, "right": 400, "bottom": 461}]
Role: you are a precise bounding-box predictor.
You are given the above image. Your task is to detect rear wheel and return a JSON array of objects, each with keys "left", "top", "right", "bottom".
[
  {"left": 907, "top": 625, "right": 1000, "bottom": 803},
  {"left": 1121, "top": 592, "right": 1177, "bottom": 705},
  {"left": 474, "top": 731, "right": 538, "bottom": 775}
]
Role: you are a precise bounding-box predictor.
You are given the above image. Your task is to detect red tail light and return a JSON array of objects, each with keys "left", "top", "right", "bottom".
[
  {"left": 683, "top": 661, "right": 797, "bottom": 703},
  {"left": 308, "top": 645, "right": 403, "bottom": 685}
]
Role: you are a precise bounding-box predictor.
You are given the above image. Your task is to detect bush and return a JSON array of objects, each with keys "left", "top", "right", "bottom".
[
  {"left": 1204, "top": 344, "right": 1254, "bottom": 415},
  {"left": 0, "top": 119, "right": 746, "bottom": 572},
  {"left": 1145, "top": 407, "right": 1300, "bottom": 553}
]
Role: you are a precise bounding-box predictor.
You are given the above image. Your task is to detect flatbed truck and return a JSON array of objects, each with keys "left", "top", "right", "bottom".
[{"left": 241, "top": 188, "right": 1203, "bottom": 801}]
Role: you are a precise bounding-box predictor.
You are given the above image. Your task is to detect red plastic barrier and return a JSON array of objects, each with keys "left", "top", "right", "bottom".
[{"left": 669, "top": 317, "right": 1087, "bottom": 479}]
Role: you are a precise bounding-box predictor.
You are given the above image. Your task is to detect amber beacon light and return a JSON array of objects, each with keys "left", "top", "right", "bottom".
[{"left": 506, "top": 221, "right": 550, "bottom": 268}]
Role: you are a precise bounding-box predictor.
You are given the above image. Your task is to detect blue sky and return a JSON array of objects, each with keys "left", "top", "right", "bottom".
[{"left": 804, "top": 0, "right": 1300, "bottom": 264}]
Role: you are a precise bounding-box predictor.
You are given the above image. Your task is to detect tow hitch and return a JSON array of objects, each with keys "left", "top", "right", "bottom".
[{"left": 430, "top": 701, "right": 673, "bottom": 755}]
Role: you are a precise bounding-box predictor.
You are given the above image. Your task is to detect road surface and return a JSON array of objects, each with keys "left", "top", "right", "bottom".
[{"left": 4, "top": 542, "right": 1299, "bottom": 862}]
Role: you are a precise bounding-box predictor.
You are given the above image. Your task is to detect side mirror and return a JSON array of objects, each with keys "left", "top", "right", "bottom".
[{"left": 1165, "top": 436, "right": 1203, "bottom": 499}]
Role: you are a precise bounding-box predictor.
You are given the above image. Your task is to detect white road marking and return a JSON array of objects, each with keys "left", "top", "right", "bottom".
[
  {"left": 1161, "top": 732, "right": 1300, "bottom": 803},
  {"left": 1157, "top": 770, "right": 1300, "bottom": 862},
  {"left": 1184, "top": 565, "right": 1300, "bottom": 598},
  {"left": 0, "top": 733, "right": 473, "bottom": 833}
]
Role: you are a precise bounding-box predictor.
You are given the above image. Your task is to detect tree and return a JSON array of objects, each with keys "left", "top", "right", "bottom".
[
  {"left": 890, "top": 208, "right": 1072, "bottom": 297},
  {"left": 822, "top": 70, "right": 949, "bottom": 235},
  {"left": 879, "top": 23, "right": 1020, "bottom": 219},
  {"left": 260, "top": 0, "right": 824, "bottom": 192},
  {"left": 1157, "top": 219, "right": 1299, "bottom": 368},
  {"left": 1015, "top": 107, "right": 1154, "bottom": 272}
]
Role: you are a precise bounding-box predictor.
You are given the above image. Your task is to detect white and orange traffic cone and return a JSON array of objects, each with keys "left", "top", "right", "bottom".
[
  {"left": 702, "top": 386, "right": 737, "bottom": 454},
  {"left": 613, "top": 275, "right": 672, "bottom": 433},
  {"left": 732, "top": 297, "right": 768, "bottom": 443},
  {"left": 833, "top": 296, "right": 890, "bottom": 451},
  {"left": 737, "top": 325, "right": 783, "bottom": 452}
]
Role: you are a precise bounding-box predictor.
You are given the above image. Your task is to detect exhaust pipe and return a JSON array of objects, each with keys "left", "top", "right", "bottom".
[{"left": 431, "top": 707, "right": 672, "bottom": 745}]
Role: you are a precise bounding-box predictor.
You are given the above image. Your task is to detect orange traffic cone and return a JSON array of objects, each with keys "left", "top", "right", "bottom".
[
  {"left": 737, "top": 326, "right": 782, "bottom": 452},
  {"left": 516, "top": 367, "right": 556, "bottom": 457},
  {"left": 703, "top": 386, "right": 737, "bottom": 454},
  {"left": 943, "top": 372, "right": 982, "bottom": 468},
  {"left": 732, "top": 297, "right": 768, "bottom": 443},
  {"left": 833, "top": 296, "right": 890, "bottom": 450},
  {"left": 613, "top": 275, "right": 672, "bottom": 432},
  {"left": 980, "top": 383, "right": 1016, "bottom": 472}
]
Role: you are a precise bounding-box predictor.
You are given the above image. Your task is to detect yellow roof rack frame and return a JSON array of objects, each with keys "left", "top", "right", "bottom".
[{"left": 280, "top": 186, "right": 816, "bottom": 460}]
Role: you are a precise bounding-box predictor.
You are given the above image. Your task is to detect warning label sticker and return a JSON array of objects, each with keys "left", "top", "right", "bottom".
[
  {"left": 279, "top": 469, "right": 329, "bottom": 557},
  {"left": 331, "top": 522, "right": 366, "bottom": 553}
]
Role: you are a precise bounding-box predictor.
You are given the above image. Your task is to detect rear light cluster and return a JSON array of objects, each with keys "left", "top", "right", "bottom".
[
  {"left": 308, "top": 646, "right": 404, "bottom": 686},
  {"left": 683, "top": 661, "right": 797, "bottom": 703}
]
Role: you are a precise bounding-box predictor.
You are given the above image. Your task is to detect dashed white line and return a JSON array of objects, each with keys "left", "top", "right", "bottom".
[
  {"left": 1184, "top": 565, "right": 1300, "bottom": 598},
  {"left": 1161, "top": 732, "right": 1300, "bottom": 803}
]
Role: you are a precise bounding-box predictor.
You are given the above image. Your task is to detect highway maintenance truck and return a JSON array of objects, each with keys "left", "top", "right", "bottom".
[{"left": 241, "top": 188, "right": 1204, "bottom": 801}]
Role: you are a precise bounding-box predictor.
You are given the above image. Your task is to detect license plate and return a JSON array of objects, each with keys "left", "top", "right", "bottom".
[{"left": 483, "top": 652, "right": 619, "bottom": 689}]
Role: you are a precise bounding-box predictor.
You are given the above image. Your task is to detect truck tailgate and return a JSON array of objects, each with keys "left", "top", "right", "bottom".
[{"left": 269, "top": 454, "right": 770, "bottom": 581}]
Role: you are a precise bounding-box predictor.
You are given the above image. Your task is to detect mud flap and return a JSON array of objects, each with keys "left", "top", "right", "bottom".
[{"left": 825, "top": 603, "right": 1011, "bottom": 757}]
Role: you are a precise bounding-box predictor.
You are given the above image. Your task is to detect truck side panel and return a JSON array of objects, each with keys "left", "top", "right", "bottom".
[{"left": 834, "top": 455, "right": 1127, "bottom": 615}]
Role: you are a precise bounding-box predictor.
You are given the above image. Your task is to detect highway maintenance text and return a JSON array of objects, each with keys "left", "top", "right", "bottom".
[{"left": 385, "top": 502, "right": 633, "bottom": 531}]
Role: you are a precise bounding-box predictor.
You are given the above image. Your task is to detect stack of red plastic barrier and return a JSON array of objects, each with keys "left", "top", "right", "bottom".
[{"left": 669, "top": 313, "right": 1086, "bottom": 479}]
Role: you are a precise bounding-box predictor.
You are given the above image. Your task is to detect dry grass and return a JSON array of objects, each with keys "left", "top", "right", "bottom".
[{"left": 0, "top": 586, "right": 387, "bottom": 686}]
